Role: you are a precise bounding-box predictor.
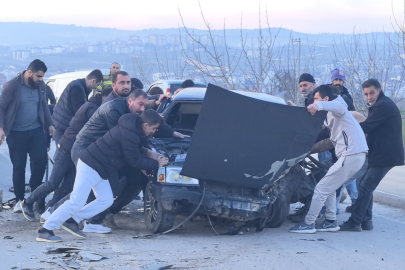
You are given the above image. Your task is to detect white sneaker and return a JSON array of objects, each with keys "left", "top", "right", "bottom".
[
  {"left": 83, "top": 222, "right": 111, "bottom": 234},
  {"left": 40, "top": 207, "right": 52, "bottom": 223},
  {"left": 13, "top": 200, "right": 22, "bottom": 213}
]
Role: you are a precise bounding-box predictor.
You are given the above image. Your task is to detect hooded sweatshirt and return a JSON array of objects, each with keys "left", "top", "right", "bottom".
[{"left": 316, "top": 95, "right": 368, "bottom": 158}]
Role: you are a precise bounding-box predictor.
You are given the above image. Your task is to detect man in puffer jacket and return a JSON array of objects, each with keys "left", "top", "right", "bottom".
[
  {"left": 36, "top": 110, "right": 169, "bottom": 242},
  {"left": 289, "top": 84, "right": 368, "bottom": 234}
]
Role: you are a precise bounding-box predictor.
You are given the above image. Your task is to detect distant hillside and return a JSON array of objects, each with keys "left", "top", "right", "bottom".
[{"left": 0, "top": 22, "right": 390, "bottom": 49}]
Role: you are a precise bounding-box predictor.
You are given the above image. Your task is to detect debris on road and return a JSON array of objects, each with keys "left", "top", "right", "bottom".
[
  {"left": 79, "top": 251, "right": 107, "bottom": 262},
  {"left": 296, "top": 252, "right": 308, "bottom": 254},
  {"left": 17, "top": 244, "right": 21, "bottom": 248},
  {"left": 46, "top": 247, "right": 81, "bottom": 254},
  {"left": 140, "top": 260, "right": 173, "bottom": 270},
  {"left": 4, "top": 235, "right": 13, "bottom": 239}
]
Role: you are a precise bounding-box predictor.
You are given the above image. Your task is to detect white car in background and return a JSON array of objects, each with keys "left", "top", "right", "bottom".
[{"left": 46, "top": 69, "right": 109, "bottom": 100}]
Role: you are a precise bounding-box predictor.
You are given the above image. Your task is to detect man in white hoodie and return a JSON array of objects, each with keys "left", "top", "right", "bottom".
[{"left": 290, "top": 85, "right": 368, "bottom": 234}]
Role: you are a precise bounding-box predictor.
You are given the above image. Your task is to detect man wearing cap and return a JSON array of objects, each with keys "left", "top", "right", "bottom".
[
  {"left": 287, "top": 73, "right": 317, "bottom": 107},
  {"left": 330, "top": 69, "right": 355, "bottom": 111}
]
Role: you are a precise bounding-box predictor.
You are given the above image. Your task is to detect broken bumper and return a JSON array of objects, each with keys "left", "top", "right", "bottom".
[{"left": 151, "top": 184, "right": 271, "bottom": 219}]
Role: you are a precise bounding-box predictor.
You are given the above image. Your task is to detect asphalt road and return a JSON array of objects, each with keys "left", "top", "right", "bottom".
[{"left": 1, "top": 142, "right": 405, "bottom": 269}]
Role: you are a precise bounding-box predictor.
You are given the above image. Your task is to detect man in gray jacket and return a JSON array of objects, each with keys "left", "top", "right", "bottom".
[{"left": 290, "top": 84, "right": 368, "bottom": 234}]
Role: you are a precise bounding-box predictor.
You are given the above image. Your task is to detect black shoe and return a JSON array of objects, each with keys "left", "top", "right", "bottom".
[
  {"left": 33, "top": 199, "right": 46, "bottom": 215},
  {"left": 21, "top": 200, "right": 35, "bottom": 221},
  {"left": 339, "top": 221, "right": 362, "bottom": 232},
  {"left": 345, "top": 205, "right": 353, "bottom": 213},
  {"left": 361, "top": 220, "right": 373, "bottom": 230}
]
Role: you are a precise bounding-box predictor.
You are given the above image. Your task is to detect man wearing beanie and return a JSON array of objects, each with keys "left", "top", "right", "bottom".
[
  {"left": 287, "top": 73, "right": 316, "bottom": 107},
  {"left": 330, "top": 69, "right": 355, "bottom": 111}
]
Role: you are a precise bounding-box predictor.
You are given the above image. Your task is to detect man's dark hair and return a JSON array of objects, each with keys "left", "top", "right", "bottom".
[
  {"left": 149, "top": 86, "right": 164, "bottom": 95},
  {"left": 100, "top": 86, "right": 113, "bottom": 98},
  {"left": 131, "top": 77, "right": 143, "bottom": 90},
  {"left": 112, "top": 71, "right": 129, "bottom": 83},
  {"left": 362, "top": 79, "right": 381, "bottom": 90},
  {"left": 129, "top": 88, "right": 147, "bottom": 100},
  {"left": 181, "top": 79, "right": 194, "bottom": 88},
  {"left": 141, "top": 109, "right": 163, "bottom": 126},
  {"left": 27, "top": 59, "right": 47, "bottom": 73},
  {"left": 313, "top": 85, "right": 337, "bottom": 101},
  {"left": 86, "top": 69, "right": 103, "bottom": 82}
]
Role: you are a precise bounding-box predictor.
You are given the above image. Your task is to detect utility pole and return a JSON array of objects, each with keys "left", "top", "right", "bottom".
[{"left": 292, "top": 38, "right": 301, "bottom": 78}]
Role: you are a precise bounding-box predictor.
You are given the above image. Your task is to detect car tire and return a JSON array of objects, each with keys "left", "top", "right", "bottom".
[
  {"left": 265, "top": 193, "right": 289, "bottom": 228},
  {"left": 144, "top": 181, "right": 176, "bottom": 234}
]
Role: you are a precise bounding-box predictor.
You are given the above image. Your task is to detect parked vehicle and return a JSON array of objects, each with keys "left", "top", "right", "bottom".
[
  {"left": 144, "top": 87, "right": 327, "bottom": 234},
  {"left": 46, "top": 69, "right": 109, "bottom": 100},
  {"left": 147, "top": 80, "right": 206, "bottom": 96}
]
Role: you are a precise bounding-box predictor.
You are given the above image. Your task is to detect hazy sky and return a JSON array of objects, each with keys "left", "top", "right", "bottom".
[{"left": 1, "top": 0, "right": 404, "bottom": 33}]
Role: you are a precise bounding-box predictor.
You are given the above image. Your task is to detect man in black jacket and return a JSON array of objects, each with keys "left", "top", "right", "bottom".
[
  {"left": 21, "top": 87, "right": 113, "bottom": 221},
  {"left": 36, "top": 110, "right": 169, "bottom": 242},
  {"left": 52, "top": 69, "right": 103, "bottom": 144},
  {"left": 0, "top": 59, "right": 55, "bottom": 213},
  {"left": 341, "top": 79, "right": 404, "bottom": 231},
  {"left": 329, "top": 68, "right": 355, "bottom": 111}
]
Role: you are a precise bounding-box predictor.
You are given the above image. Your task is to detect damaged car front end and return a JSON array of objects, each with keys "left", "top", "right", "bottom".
[{"left": 144, "top": 84, "right": 327, "bottom": 234}]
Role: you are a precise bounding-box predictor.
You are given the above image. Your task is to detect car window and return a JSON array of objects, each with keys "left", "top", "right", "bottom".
[
  {"left": 166, "top": 102, "right": 202, "bottom": 132},
  {"left": 169, "top": 84, "right": 182, "bottom": 93}
]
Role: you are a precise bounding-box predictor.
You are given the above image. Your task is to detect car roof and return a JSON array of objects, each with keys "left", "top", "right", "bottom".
[
  {"left": 172, "top": 87, "right": 286, "bottom": 105},
  {"left": 46, "top": 69, "right": 109, "bottom": 81},
  {"left": 152, "top": 80, "right": 206, "bottom": 85}
]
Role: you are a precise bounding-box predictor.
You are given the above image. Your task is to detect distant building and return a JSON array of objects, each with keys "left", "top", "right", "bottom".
[
  {"left": 52, "top": 46, "right": 65, "bottom": 53},
  {"left": 13, "top": 50, "right": 30, "bottom": 60},
  {"left": 167, "top": 35, "right": 181, "bottom": 45},
  {"left": 130, "top": 35, "right": 141, "bottom": 44},
  {"left": 153, "top": 72, "right": 176, "bottom": 81},
  {"left": 142, "top": 36, "right": 149, "bottom": 44},
  {"left": 31, "top": 47, "right": 41, "bottom": 54},
  {"left": 88, "top": 44, "right": 101, "bottom": 53},
  {"left": 42, "top": 47, "right": 53, "bottom": 54}
]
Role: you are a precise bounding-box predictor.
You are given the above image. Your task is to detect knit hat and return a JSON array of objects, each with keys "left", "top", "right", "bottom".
[
  {"left": 299, "top": 73, "right": 315, "bottom": 84},
  {"left": 331, "top": 69, "right": 345, "bottom": 82}
]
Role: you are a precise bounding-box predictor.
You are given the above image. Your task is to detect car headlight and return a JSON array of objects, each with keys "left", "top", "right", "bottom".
[{"left": 157, "top": 166, "right": 199, "bottom": 186}]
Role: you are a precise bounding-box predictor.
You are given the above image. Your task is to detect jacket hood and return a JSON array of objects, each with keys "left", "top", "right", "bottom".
[
  {"left": 118, "top": 113, "right": 144, "bottom": 136},
  {"left": 88, "top": 93, "right": 103, "bottom": 106}
]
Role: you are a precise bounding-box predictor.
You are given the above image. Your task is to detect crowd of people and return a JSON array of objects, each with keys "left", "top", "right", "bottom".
[{"left": 0, "top": 59, "right": 403, "bottom": 242}]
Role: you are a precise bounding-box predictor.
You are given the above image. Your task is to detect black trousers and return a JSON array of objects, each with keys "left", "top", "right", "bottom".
[
  {"left": 348, "top": 166, "right": 393, "bottom": 225},
  {"left": 89, "top": 165, "right": 148, "bottom": 224},
  {"left": 6, "top": 127, "right": 48, "bottom": 201},
  {"left": 25, "top": 146, "right": 76, "bottom": 207}
]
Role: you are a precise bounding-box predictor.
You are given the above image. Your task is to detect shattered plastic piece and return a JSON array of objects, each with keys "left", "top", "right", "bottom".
[
  {"left": 79, "top": 251, "right": 107, "bottom": 262},
  {"left": 17, "top": 244, "right": 21, "bottom": 248},
  {"left": 4, "top": 236, "right": 13, "bottom": 239},
  {"left": 46, "top": 247, "right": 81, "bottom": 254},
  {"left": 140, "top": 261, "right": 173, "bottom": 270},
  {"left": 296, "top": 252, "right": 308, "bottom": 254}
]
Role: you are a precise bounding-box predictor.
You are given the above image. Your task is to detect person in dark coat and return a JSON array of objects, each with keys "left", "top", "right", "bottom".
[
  {"left": 0, "top": 59, "right": 55, "bottom": 212},
  {"left": 329, "top": 68, "right": 355, "bottom": 111},
  {"left": 21, "top": 87, "right": 113, "bottom": 221},
  {"left": 51, "top": 69, "right": 103, "bottom": 144},
  {"left": 45, "top": 85, "right": 56, "bottom": 105},
  {"left": 341, "top": 79, "right": 404, "bottom": 232},
  {"left": 36, "top": 110, "right": 169, "bottom": 242}
]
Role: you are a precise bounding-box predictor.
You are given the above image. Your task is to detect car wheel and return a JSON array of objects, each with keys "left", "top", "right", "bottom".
[
  {"left": 144, "top": 181, "right": 176, "bottom": 233},
  {"left": 265, "top": 193, "right": 289, "bottom": 228}
]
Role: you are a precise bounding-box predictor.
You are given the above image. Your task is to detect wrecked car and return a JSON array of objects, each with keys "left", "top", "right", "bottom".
[{"left": 144, "top": 84, "right": 327, "bottom": 234}]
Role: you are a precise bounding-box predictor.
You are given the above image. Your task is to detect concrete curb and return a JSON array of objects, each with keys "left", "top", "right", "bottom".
[{"left": 374, "top": 190, "right": 405, "bottom": 209}]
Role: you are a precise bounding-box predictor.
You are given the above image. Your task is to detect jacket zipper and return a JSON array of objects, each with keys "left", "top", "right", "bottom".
[{"left": 342, "top": 131, "right": 348, "bottom": 151}]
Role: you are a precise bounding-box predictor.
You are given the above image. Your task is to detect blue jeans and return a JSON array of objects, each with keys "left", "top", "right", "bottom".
[{"left": 318, "top": 151, "right": 332, "bottom": 164}]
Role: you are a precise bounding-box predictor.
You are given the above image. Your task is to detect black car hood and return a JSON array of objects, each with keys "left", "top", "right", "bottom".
[{"left": 180, "top": 84, "right": 326, "bottom": 189}]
